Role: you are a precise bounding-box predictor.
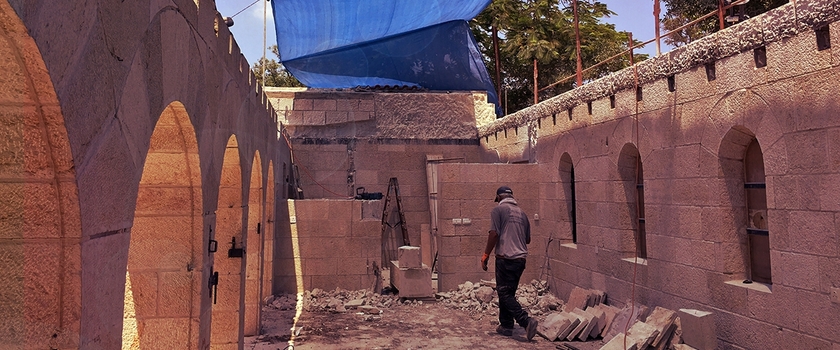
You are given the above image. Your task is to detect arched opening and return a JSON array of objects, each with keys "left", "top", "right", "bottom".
[
  {"left": 559, "top": 153, "right": 577, "bottom": 244},
  {"left": 261, "top": 162, "right": 276, "bottom": 305},
  {"left": 719, "top": 127, "right": 771, "bottom": 284},
  {"left": 244, "top": 152, "right": 263, "bottom": 336},
  {"left": 0, "top": 6, "right": 83, "bottom": 347},
  {"left": 211, "top": 135, "right": 244, "bottom": 348},
  {"left": 618, "top": 144, "right": 646, "bottom": 259},
  {"left": 123, "top": 102, "right": 203, "bottom": 349}
]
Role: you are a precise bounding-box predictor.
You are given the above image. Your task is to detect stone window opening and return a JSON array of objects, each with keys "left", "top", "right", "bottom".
[
  {"left": 559, "top": 154, "right": 577, "bottom": 245},
  {"left": 816, "top": 25, "right": 831, "bottom": 51},
  {"left": 705, "top": 62, "right": 716, "bottom": 81},
  {"left": 754, "top": 46, "right": 767, "bottom": 68},
  {"left": 744, "top": 139, "right": 771, "bottom": 284},
  {"left": 618, "top": 144, "right": 646, "bottom": 259}
]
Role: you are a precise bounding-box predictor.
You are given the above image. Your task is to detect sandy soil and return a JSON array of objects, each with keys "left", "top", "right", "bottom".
[{"left": 246, "top": 302, "right": 607, "bottom": 350}]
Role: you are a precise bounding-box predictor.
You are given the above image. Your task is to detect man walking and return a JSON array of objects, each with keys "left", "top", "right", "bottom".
[{"left": 481, "top": 186, "right": 538, "bottom": 340}]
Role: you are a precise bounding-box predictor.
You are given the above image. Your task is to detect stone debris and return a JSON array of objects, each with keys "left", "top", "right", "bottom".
[
  {"left": 599, "top": 305, "right": 691, "bottom": 350},
  {"left": 436, "top": 279, "right": 560, "bottom": 316},
  {"left": 606, "top": 304, "right": 649, "bottom": 340},
  {"left": 586, "top": 306, "right": 607, "bottom": 339},
  {"left": 265, "top": 287, "right": 403, "bottom": 314},
  {"left": 265, "top": 294, "right": 297, "bottom": 311},
  {"left": 564, "top": 287, "right": 608, "bottom": 312},
  {"left": 644, "top": 307, "right": 677, "bottom": 349},
  {"left": 264, "top": 284, "right": 696, "bottom": 350},
  {"left": 344, "top": 299, "right": 364, "bottom": 309},
  {"left": 567, "top": 308, "right": 595, "bottom": 341},
  {"left": 537, "top": 313, "right": 573, "bottom": 341},
  {"left": 474, "top": 286, "right": 494, "bottom": 304}
]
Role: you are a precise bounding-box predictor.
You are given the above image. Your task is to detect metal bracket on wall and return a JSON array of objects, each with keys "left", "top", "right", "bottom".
[{"left": 208, "top": 226, "right": 218, "bottom": 253}]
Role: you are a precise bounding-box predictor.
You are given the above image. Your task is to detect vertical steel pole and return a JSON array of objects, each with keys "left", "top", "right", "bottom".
[
  {"left": 654, "top": 0, "right": 661, "bottom": 55},
  {"left": 493, "top": 25, "right": 503, "bottom": 111},
  {"left": 533, "top": 58, "right": 539, "bottom": 105},
  {"left": 574, "top": 0, "right": 583, "bottom": 87}
]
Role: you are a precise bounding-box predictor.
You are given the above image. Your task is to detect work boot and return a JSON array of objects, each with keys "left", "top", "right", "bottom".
[
  {"left": 496, "top": 325, "right": 513, "bottom": 336},
  {"left": 526, "top": 318, "right": 538, "bottom": 341}
]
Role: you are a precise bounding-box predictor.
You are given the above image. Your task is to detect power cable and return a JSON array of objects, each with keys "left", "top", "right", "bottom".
[{"left": 230, "top": 0, "right": 260, "bottom": 19}]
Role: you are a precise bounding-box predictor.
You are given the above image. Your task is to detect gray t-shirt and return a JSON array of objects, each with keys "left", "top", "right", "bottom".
[{"left": 490, "top": 198, "right": 530, "bottom": 259}]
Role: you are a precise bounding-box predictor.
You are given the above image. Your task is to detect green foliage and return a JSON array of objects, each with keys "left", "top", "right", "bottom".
[
  {"left": 661, "top": 0, "right": 787, "bottom": 46},
  {"left": 473, "top": 0, "right": 647, "bottom": 113},
  {"left": 251, "top": 45, "right": 304, "bottom": 87}
]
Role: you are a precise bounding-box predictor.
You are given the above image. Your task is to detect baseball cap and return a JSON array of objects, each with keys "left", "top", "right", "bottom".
[{"left": 495, "top": 186, "right": 513, "bottom": 202}]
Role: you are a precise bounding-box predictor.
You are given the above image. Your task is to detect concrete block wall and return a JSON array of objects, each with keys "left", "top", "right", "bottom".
[
  {"left": 273, "top": 199, "right": 383, "bottom": 293},
  {"left": 478, "top": 2, "right": 840, "bottom": 349}
]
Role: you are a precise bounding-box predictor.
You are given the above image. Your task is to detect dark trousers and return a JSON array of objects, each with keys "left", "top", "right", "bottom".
[{"left": 495, "top": 257, "right": 529, "bottom": 328}]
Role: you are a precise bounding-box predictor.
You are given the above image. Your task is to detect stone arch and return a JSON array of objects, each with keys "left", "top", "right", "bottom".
[
  {"left": 718, "top": 126, "right": 770, "bottom": 282},
  {"left": 211, "top": 135, "right": 244, "bottom": 348},
  {"left": 244, "top": 151, "right": 263, "bottom": 336},
  {"left": 617, "top": 143, "right": 646, "bottom": 258},
  {"left": 122, "top": 102, "right": 203, "bottom": 349},
  {"left": 0, "top": 3, "right": 83, "bottom": 347}
]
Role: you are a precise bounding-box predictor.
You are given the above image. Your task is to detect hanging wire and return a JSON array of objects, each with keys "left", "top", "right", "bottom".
[{"left": 230, "top": 0, "right": 260, "bottom": 18}]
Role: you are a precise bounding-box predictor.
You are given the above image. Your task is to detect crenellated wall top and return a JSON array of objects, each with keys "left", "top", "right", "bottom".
[{"left": 478, "top": 0, "right": 839, "bottom": 137}]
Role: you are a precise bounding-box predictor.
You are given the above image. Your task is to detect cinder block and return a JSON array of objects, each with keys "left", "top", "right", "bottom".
[
  {"left": 398, "top": 246, "right": 422, "bottom": 268},
  {"left": 678, "top": 309, "right": 716, "bottom": 350},
  {"left": 389, "top": 261, "right": 433, "bottom": 298}
]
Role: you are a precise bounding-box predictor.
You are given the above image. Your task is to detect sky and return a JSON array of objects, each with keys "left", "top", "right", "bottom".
[{"left": 214, "top": 0, "right": 671, "bottom": 70}]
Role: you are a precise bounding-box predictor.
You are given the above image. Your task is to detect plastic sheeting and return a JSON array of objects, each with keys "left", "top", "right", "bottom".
[{"left": 271, "top": 0, "right": 499, "bottom": 113}]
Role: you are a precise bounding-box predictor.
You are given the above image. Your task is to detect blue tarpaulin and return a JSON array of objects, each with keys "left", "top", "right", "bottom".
[{"left": 271, "top": 0, "right": 499, "bottom": 113}]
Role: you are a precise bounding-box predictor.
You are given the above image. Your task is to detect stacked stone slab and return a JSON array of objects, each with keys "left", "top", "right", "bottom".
[
  {"left": 537, "top": 287, "right": 618, "bottom": 342},
  {"left": 599, "top": 305, "right": 695, "bottom": 350},
  {"left": 390, "top": 246, "right": 433, "bottom": 298},
  {"left": 643, "top": 307, "right": 678, "bottom": 349}
]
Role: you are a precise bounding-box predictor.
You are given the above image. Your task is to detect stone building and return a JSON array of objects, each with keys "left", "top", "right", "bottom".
[{"left": 1, "top": 0, "right": 838, "bottom": 349}]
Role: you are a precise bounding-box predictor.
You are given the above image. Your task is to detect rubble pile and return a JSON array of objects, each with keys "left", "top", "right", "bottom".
[
  {"left": 264, "top": 287, "right": 415, "bottom": 314},
  {"left": 435, "top": 279, "right": 563, "bottom": 316}
]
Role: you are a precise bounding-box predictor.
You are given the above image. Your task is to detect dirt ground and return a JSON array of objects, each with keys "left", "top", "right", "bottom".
[{"left": 246, "top": 301, "right": 607, "bottom": 350}]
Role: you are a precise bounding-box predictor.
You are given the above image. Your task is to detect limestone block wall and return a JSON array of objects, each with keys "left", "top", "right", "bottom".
[
  {"left": 1, "top": 0, "right": 294, "bottom": 349},
  {"left": 478, "top": 1, "right": 840, "bottom": 349},
  {"left": 266, "top": 89, "right": 494, "bottom": 254},
  {"left": 432, "top": 163, "right": 546, "bottom": 292},
  {"left": 274, "top": 199, "right": 382, "bottom": 294}
]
